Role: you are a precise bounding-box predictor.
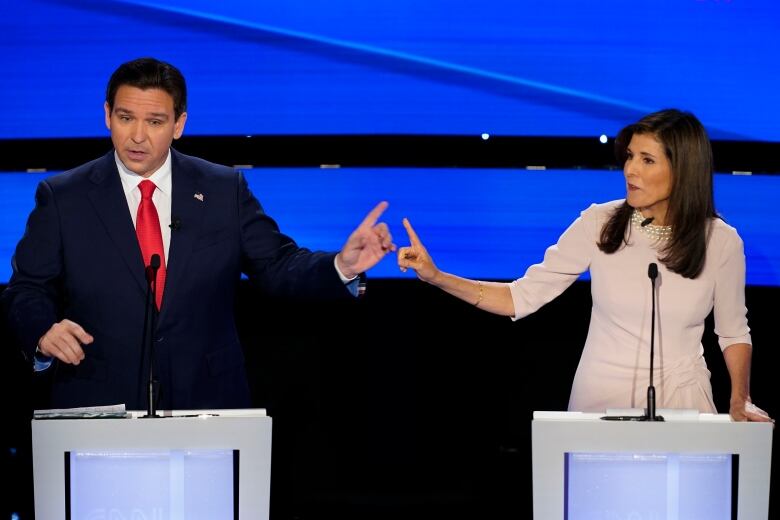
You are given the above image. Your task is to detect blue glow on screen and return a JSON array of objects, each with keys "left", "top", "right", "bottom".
[
  {"left": 69, "top": 449, "right": 234, "bottom": 519},
  {"left": 566, "top": 452, "right": 733, "bottom": 519},
  {"left": 0, "top": 0, "right": 778, "bottom": 139},
  {"left": 1, "top": 167, "right": 778, "bottom": 286}
]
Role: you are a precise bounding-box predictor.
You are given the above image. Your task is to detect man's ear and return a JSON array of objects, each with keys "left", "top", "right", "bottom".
[
  {"left": 104, "top": 101, "right": 112, "bottom": 131},
  {"left": 173, "top": 112, "right": 188, "bottom": 140}
]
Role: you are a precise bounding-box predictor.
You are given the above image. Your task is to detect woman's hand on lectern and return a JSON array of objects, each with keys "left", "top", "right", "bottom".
[{"left": 730, "top": 399, "right": 774, "bottom": 423}]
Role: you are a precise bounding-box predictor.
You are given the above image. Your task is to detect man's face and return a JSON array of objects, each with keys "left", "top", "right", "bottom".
[{"left": 104, "top": 85, "right": 187, "bottom": 178}]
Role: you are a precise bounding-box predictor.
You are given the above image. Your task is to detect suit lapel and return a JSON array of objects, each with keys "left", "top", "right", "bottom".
[
  {"left": 159, "top": 150, "right": 206, "bottom": 320},
  {"left": 87, "top": 152, "right": 147, "bottom": 296}
]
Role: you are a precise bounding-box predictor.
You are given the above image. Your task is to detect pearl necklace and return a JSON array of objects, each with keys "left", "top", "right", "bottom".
[{"left": 631, "top": 209, "right": 672, "bottom": 241}]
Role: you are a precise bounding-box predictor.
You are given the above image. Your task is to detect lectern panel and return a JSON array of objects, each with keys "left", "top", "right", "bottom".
[
  {"left": 32, "top": 410, "right": 271, "bottom": 520},
  {"left": 565, "top": 452, "right": 735, "bottom": 520},
  {"left": 532, "top": 412, "right": 772, "bottom": 520},
  {"left": 66, "top": 449, "right": 237, "bottom": 520}
]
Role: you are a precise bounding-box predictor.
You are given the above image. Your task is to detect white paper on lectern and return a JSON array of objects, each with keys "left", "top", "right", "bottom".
[{"left": 34, "top": 403, "right": 127, "bottom": 419}]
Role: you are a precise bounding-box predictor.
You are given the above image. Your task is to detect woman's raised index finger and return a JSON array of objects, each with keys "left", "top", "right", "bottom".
[{"left": 402, "top": 218, "right": 423, "bottom": 245}]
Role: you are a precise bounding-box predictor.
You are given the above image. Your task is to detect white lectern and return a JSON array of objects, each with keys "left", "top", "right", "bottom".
[
  {"left": 32, "top": 408, "right": 272, "bottom": 519},
  {"left": 532, "top": 411, "right": 773, "bottom": 520}
]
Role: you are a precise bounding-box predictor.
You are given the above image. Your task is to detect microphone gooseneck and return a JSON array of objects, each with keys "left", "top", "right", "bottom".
[
  {"left": 601, "top": 263, "right": 665, "bottom": 422},
  {"left": 142, "top": 254, "right": 162, "bottom": 418},
  {"left": 645, "top": 262, "right": 664, "bottom": 422}
]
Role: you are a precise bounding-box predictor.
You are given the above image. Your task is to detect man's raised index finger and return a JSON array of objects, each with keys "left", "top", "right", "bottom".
[{"left": 359, "top": 201, "right": 389, "bottom": 228}]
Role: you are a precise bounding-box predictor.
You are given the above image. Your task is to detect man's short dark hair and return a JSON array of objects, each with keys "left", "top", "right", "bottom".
[{"left": 106, "top": 57, "right": 187, "bottom": 119}]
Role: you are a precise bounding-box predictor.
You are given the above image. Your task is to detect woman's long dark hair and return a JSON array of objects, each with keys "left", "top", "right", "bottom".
[{"left": 597, "top": 109, "right": 717, "bottom": 279}]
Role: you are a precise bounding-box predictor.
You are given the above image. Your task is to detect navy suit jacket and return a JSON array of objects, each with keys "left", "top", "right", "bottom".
[{"left": 2, "top": 149, "right": 351, "bottom": 410}]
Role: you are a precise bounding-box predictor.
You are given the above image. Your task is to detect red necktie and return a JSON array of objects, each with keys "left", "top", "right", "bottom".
[{"left": 136, "top": 180, "right": 166, "bottom": 309}]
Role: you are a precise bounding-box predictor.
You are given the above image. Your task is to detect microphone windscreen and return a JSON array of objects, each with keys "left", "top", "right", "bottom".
[
  {"left": 150, "top": 254, "right": 161, "bottom": 269},
  {"left": 648, "top": 262, "right": 658, "bottom": 279}
]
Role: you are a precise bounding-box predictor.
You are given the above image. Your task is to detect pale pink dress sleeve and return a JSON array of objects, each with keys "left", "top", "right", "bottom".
[
  {"left": 508, "top": 203, "right": 602, "bottom": 320},
  {"left": 712, "top": 226, "right": 752, "bottom": 349}
]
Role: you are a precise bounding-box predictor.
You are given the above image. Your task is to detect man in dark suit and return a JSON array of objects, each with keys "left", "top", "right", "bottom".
[{"left": 1, "top": 57, "right": 394, "bottom": 411}]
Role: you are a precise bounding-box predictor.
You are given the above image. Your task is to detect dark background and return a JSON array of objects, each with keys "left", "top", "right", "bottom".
[{"left": 2, "top": 273, "right": 777, "bottom": 518}]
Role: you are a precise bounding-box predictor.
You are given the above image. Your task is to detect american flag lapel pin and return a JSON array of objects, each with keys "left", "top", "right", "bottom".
[{"left": 194, "top": 192, "right": 204, "bottom": 202}]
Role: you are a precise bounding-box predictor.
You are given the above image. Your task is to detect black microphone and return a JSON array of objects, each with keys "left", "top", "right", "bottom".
[
  {"left": 641, "top": 217, "right": 654, "bottom": 227},
  {"left": 141, "top": 254, "right": 162, "bottom": 418},
  {"left": 145, "top": 253, "right": 161, "bottom": 283},
  {"left": 643, "top": 262, "right": 664, "bottom": 422},
  {"left": 169, "top": 217, "right": 182, "bottom": 231}
]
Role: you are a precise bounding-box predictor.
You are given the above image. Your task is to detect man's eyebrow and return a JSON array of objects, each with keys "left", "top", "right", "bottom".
[{"left": 113, "top": 107, "right": 170, "bottom": 119}]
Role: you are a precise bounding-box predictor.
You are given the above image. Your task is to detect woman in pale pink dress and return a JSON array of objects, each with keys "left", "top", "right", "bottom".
[{"left": 397, "top": 109, "right": 772, "bottom": 422}]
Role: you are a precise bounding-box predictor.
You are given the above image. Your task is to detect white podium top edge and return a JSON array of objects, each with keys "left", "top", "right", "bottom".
[
  {"left": 532, "top": 410, "right": 731, "bottom": 422},
  {"left": 128, "top": 408, "right": 268, "bottom": 419}
]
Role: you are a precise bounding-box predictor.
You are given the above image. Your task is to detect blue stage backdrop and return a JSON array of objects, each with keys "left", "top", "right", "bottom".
[
  {"left": 1, "top": 167, "right": 778, "bottom": 286},
  {"left": 0, "top": 0, "right": 778, "bottom": 140}
]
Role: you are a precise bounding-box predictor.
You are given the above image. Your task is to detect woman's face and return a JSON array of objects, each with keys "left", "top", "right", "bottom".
[{"left": 624, "top": 133, "right": 673, "bottom": 225}]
